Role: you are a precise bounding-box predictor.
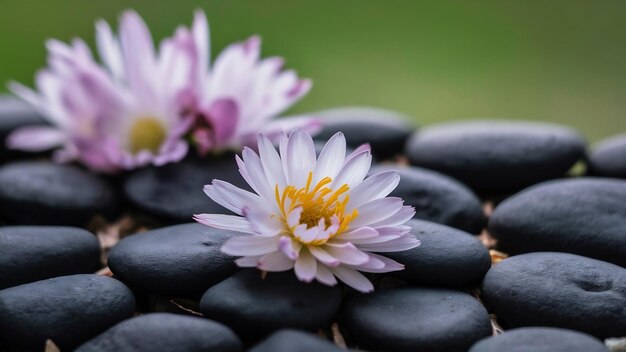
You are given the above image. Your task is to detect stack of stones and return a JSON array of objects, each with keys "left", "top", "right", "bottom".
[{"left": 0, "top": 97, "right": 624, "bottom": 351}]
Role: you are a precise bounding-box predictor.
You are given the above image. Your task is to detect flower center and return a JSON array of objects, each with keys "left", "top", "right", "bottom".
[
  {"left": 275, "top": 172, "right": 358, "bottom": 244},
  {"left": 129, "top": 117, "right": 166, "bottom": 154}
]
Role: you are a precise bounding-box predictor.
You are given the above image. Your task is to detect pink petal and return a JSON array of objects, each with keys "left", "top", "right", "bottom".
[
  {"left": 313, "top": 132, "right": 346, "bottom": 183},
  {"left": 337, "top": 227, "right": 379, "bottom": 241},
  {"left": 329, "top": 266, "right": 374, "bottom": 293},
  {"left": 6, "top": 126, "right": 66, "bottom": 152},
  {"left": 350, "top": 253, "right": 405, "bottom": 273},
  {"left": 278, "top": 236, "right": 302, "bottom": 260},
  {"left": 193, "top": 213, "right": 254, "bottom": 234},
  {"left": 323, "top": 242, "right": 369, "bottom": 266},
  {"left": 350, "top": 197, "right": 405, "bottom": 228},
  {"left": 286, "top": 130, "right": 316, "bottom": 188},
  {"left": 370, "top": 205, "right": 416, "bottom": 228},
  {"left": 308, "top": 246, "right": 340, "bottom": 267},
  {"left": 205, "top": 98, "right": 238, "bottom": 146},
  {"left": 221, "top": 235, "right": 280, "bottom": 256},
  {"left": 315, "top": 264, "right": 337, "bottom": 286},
  {"left": 235, "top": 255, "right": 262, "bottom": 267},
  {"left": 331, "top": 150, "right": 371, "bottom": 190},
  {"left": 356, "top": 233, "right": 421, "bottom": 253},
  {"left": 294, "top": 248, "right": 317, "bottom": 282},
  {"left": 347, "top": 171, "right": 401, "bottom": 211},
  {"left": 258, "top": 251, "right": 294, "bottom": 271},
  {"left": 257, "top": 134, "right": 287, "bottom": 190}
]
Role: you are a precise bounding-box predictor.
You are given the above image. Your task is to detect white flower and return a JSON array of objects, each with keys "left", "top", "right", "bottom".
[{"left": 195, "top": 130, "right": 419, "bottom": 292}]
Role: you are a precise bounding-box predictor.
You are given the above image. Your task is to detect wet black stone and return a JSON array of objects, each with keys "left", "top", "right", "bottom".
[
  {"left": 406, "top": 120, "right": 586, "bottom": 193},
  {"left": 124, "top": 153, "right": 249, "bottom": 223},
  {"left": 199, "top": 269, "right": 342, "bottom": 335},
  {"left": 0, "top": 226, "right": 100, "bottom": 289},
  {"left": 0, "top": 161, "right": 120, "bottom": 226},
  {"left": 75, "top": 313, "right": 242, "bottom": 352},
  {"left": 489, "top": 178, "right": 626, "bottom": 267},
  {"left": 0, "top": 274, "right": 135, "bottom": 351},
  {"left": 108, "top": 223, "right": 240, "bottom": 297},
  {"left": 343, "top": 287, "right": 492, "bottom": 352},
  {"left": 588, "top": 134, "right": 626, "bottom": 179},
  {"left": 384, "top": 219, "right": 491, "bottom": 287},
  {"left": 0, "top": 95, "right": 49, "bottom": 160},
  {"left": 469, "top": 327, "right": 609, "bottom": 352},
  {"left": 313, "top": 107, "right": 414, "bottom": 159},
  {"left": 482, "top": 252, "right": 626, "bottom": 339},
  {"left": 249, "top": 329, "right": 344, "bottom": 352},
  {"left": 370, "top": 164, "right": 485, "bottom": 233}
]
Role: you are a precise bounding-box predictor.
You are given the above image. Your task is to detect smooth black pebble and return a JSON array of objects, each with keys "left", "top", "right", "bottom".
[
  {"left": 124, "top": 153, "right": 248, "bottom": 223},
  {"left": 343, "top": 287, "right": 492, "bottom": 352},
  {"left": 370, "top": 164, "right": 485, "bottom": 233},
  {"left": 0, "top": 274, "right": 135, "bottom": 351},
  {"left": 108, "top": 223, "right": 240, "bottom": 297},
  {"left": 588, "top": 134, "right": 626, "bottom": 178},
  {"left": 249, "top": 329, "right": 344, "bottom": 352},
  {"left": 0, "top": 95, "right": 49, "bottom": 160},
  {"left": 482, "top": 252, "right": 626, "bottom": 339},
  {"left": 199, "top": 269, "right": 341, "bottom": 335},
  {"left": 489, "top": 177, "right": 626, "bottom": 267},
  {"left": 313, "top": 107, "right": 414, "bottom": 159},
  {"left": 384, "top": 219, "right": 491, "bottom": 287},
  {"left": 0, "top": 161, "right": 120, "bottom": 226},
  {"left": 0, "top": 226, "right": 100, "bottom": 289},
  {"left": 469, "top": 327, "right": 608, "bottom": 352},
  {"left": 406, "top": 120, "right": 586, "bottom": 193},
  {"left": 75, "top": 313, "right": 242, "bottom": 352}
]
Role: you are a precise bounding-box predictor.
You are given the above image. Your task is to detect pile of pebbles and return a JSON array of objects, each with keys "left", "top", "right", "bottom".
[{"left": 0, "top": 97, "right": 624, "bottom": 351}]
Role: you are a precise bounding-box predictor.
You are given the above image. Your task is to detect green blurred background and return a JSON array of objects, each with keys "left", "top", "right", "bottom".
[{"left": 1, "top": 0, "right": 625, "bottom": 141}]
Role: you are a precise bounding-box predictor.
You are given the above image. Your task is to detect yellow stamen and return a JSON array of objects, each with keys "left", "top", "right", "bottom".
[
  {"left": 275, "top": 172, "right": 358, "bottom": 245},
  {"left": 129, "top": 117, "right": 166, "bottom": 154}
]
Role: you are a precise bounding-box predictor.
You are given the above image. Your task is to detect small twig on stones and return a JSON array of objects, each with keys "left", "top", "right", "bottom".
[
  {"left": 44, "top": 339, "right": 60, "bottom": 352},
  {"left": 95, "top": 266, "right": 113, "bottom": 277},
  {"left": 331, "top": 322, "right": 347, "bottom": 348},
  {"left": 169, "top": 299, "right": 204, "bottom": 317},
  {"left": 606, "top": 337, "right": 626, "bottom": 352},
  {"left": 490, "top": 314, "right": 504, "bottom": 335}
]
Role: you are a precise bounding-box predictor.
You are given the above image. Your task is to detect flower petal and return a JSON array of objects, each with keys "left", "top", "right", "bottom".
[
  {"left": 329, "top": 266, "right": 373, "bottom": 293},
  {"left": 258, "top": 251, "right": 294, "bottom": 271},
  {"left": 294, "top": 247, "right": 317, "bottom": 282},
  {"left": 193, "top": 213, "right": 254, "bottom": 234},
  {"left": 257, "top": 134, "right": 287, "bottom": 190},
  {"left": 347, "top": 171, "right": 400, "bottom": 211},
  {"left": 330, "top": 150, "right": 371, "bottom": 190},
  {"left": 323, "top": 242, "right": 369, "bottom": 266},
  {"left": 308, "top": 246, "right": 340, "bottom": 267},
  {"left": 285, "top": 130, "right": 316, "bottom": 188},
  {"left": 315, "top": 264, "right": 337, "bottom": 286},
  {"left": 6, "top": 126, "right": 66, "bottom": 152},
  {"left": 313, "top": 132, "right": 346, "bottom": 183},
  {"left": 356, "top": 233, "right": 421, "bottom": 252},
  {"left": 370, "top": 205, "right": 416, "bottom": 228},
  {"left": 221, "top": 235, "right": 280, "bottom": 256},
  {"left": 349, "top": 197, "right": 405, "bottom": 228}
]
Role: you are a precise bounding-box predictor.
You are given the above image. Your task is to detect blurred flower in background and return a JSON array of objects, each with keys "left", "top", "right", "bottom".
[{"left": 6, "top": 9, "right": 317, "bottom": 172}]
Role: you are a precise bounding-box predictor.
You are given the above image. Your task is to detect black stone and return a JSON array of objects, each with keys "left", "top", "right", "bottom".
[
  {"left": 0, "top": 161, "right": 120, "bottom": 226},
  {"left": 0, "top": 226, "right": 100, "bottom": 289},
  {"left": 384, "top": 219, "right": 491, "bottom": 287},
  {"left": 469, "top": 327, "right": 608, "bottom": 352},
  {"left": 481, "top": 252, "right": 626, "bottom": 339},
  {"left": 249, "top": 329, "right": 344, "bottom": 352},
  {"left": 199, "top": 269, "right": 342, "bottom": 335},
  {"left": 0, "top": 95, "right": 49, "bottom": 160},
  {"left": 343, "top": 287, "right": 492, "bottom": 352},
  {"left": 0, "top": 274, "right": 135, "bottom": 351},
  {"left": 370, "top": 164, "right": 485, "bottom": 233},
  {"left": 108, "top": 223, "right": 240, "bottom": 297},
  {"left": 75, "top": 313, "right": 242, "bottom": 352},
  {"left": 313, "top": 107, "right": 414, "bottom": 159},
  {"left": 124, "top": 153, "right": 249, "bottom": 223},
  {"left": 489, "top": 177, "right": 626, "bottom": 267},
  {"left": 588, "top": 134, "right": 626, "bottom": 179},
  {"left": 406, "top": 120, "right": 586, "bottom": 193}
]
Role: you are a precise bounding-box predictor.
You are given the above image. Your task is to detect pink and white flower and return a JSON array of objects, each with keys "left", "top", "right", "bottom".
[
  {"left": 181, "top": 12, "right": 320, "bottom": 154},
  {"left": 8, "top": 10, "right": 195, "bottom": 172},
  {"left": 195, "top": 130, "right": 420, "bottom": 292}
]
